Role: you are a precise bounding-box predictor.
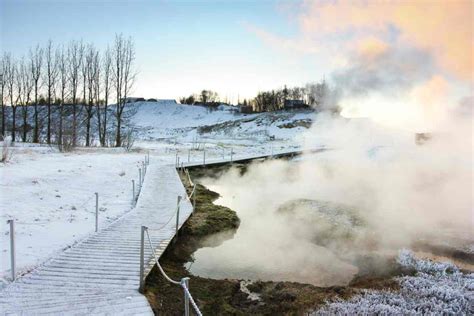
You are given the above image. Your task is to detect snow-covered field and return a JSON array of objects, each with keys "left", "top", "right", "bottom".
[{"left": 132, "top": 101, "right": 311, "bottom": 149}]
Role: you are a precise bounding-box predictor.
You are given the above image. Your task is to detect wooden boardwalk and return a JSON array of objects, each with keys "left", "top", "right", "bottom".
[
  {"left": 181, "top": 147, "right": 323, "bottom": 168},
  {"left": 1, "top": 148, "right": 309, "bottom": 315},
  {"left": 0, "top": 164, "right": 192, "bottom": 315}
]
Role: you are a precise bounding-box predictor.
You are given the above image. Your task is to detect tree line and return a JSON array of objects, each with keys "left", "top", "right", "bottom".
[
  {"left": 0, "top": 34, "right": 137, "bottom": 149},
  {"left": 179, "top": 80, "right": 333, "bottom": 113},
  {"left": 252, "top": 81, "right": 331, "bottom": 112},
  {"left": 179, "top": 89, "right": 220, "bottom": 105}
]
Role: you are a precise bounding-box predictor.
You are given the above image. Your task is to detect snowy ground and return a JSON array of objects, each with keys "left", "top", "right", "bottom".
[
  {"left": 132, "top": 101, "right": 311, "bottom": 149},
  {"left": 0, "top": 102, "right": 310, "bottom": 287},
  {"left": 0, "top": 145, "right": 151, "bottom": 286}
]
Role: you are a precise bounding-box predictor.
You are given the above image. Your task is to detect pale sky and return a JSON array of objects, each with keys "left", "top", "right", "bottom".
[
  {"left": 2, "top": 0, "right": 472, "bottom": 130},
  {"left": 1, "top": 0, "right": 331, "bottom": 102}
]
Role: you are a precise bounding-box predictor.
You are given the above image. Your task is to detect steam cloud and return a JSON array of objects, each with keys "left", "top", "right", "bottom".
[{"left": 192, "top": 36, "right": 472, "bottom": 285}]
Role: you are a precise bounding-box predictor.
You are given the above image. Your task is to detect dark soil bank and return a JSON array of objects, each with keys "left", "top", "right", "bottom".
[{"left": 144, "top": 165, "right": 404, "bottom": 315}]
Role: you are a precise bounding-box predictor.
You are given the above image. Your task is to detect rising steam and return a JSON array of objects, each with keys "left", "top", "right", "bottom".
[{"left": 190, "top": 37, "right": 472, "bottom": 285}]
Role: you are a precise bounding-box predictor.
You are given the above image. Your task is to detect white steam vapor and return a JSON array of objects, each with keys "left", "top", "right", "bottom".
[{"left": 192, "top": 35, "right": 472, "bottom": 286}]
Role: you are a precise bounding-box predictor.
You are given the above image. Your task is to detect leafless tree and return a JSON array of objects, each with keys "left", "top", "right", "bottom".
[
  {"left": 68, "top": 40, "right": 84, "bottom": 147},
  {"left": 81, "top": 43, "right": 88, "bottom": 141},
  {"left": 98, "top": 47, "right": 112, "bottom": 147},
  {"left": 20, "top": 58, "right": 33, "bottom": 142},
  {"left": 85, "top": 44, "right": 98, "bottom": 146},
  {"left": 12, "top": 59, "right": 25, "bottom": 142},
  {"left": 112, "top": 34, "right": 136, "bottom": 147},
  {"left": 29, "top": 44, "right": 43, "bottom": 143},
  {"left": 4, "top": 54, "right": 16, "bottom": 141},
  {"left": 44, "top": 40, "right": 58, "bottom": 144},
  {"left": 56, "top": 45, "right": 69, "bottom": 149},
  {"left": 92, "top": 49, "right": 102, "bottom": 146},
  {"left": 0, "top": 54, "right": 6, "bottom": 139}
]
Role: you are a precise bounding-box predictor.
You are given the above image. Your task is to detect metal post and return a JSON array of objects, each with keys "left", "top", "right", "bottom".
[
  {"left": 183, "top": 277, "right": 190, "bottom": 316},
  {"left": 7, "top": 219, "right": 15, "bottom": 281},
  {"left": 203, "top": 150, "right": 206, "bottom": 166},
  {"left": 188, "top": 149, "right": 190, "bottom": 163},
  {"left": 175, "top": 151, "right": 178, "bottom": 167},
  {"left": 175, "top": 196, "right": 182, "bottom": 237},
  {"left": 192, "top": 186, "right": 196, "bottom": 210},
  {"left": 271, "top": 145, "right": 273, "bottom": 158},
  {"left": 177, "top": 156, "right": 180, "bottom": 170},
  {"left": 95, "top": 192, "right": 99, "bottom": 232},
  {"left": 139, "top": 225, "right": 147, "bottom": 293},
  {"left": 230, "top": 148, "right": 233, "bottom": 163},
  {"left": 139, "top": 168, "right": 142, "bottom": 188},
  {"left": 132, "top": 179, "right": 135, "bottom": 203}
]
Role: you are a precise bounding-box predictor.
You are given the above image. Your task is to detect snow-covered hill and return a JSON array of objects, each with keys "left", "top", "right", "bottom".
[{"left": 131, "top": 101, "right": 314, "bottom": 145}]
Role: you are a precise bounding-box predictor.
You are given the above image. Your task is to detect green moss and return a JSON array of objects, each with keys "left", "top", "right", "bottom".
[{"left": 181, "top": 181, "right": 240, "bottom": 237}]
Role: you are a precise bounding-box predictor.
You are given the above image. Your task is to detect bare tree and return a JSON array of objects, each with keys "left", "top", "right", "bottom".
[
  {"left": 29, "top": 44, "right": 43, "bottom": 143},
  {"left": 68, "top": 40, "right": 84, "bottom": 147},
  {"left": 44, "top": 40, "right": 58, "bottom": 144},
  {"left": 20, "top": 58, "right": 33, "bottom": 142},
  {"left": 0, "top": 54, "right": 6, "bottom": 139},
  {"left": 12, "top": 59, "right": 24, "bottom": 142},
  {"left": 4, "top": 54, "right": 15, "bottom": 141},
  {"left": 56, "top": 45, "right": 68, "bottom": 149},
  {"left": 81, "top": 43, "right": 88, "bottom": 142},
  {"left": 92, "top": 49, "right": 101, "bottom": 146},
  {"left": 98, "top": 47, "right": 111, "bottom": 146},
  {"left": 84, "top": 44, "right": 98, "bottom": 146},
  {"left": 112, "top": 34, "right": 136, "bottom": 147}
]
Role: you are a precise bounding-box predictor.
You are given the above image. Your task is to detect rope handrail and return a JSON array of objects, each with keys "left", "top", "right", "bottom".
[
  {"left": 185, "top": 168, "right": 194, "bottom": 187},
  {"left": 145, "top": 229, "right": 203, "bottom": 315},
  {"left": 181, "top": 280, "right": 203, "bottom": 316},
  {"left": 145, "top": 229, "right": 180, "bottom": 285},
  {"left": 185, "top": 182, "right": 196, "bottom": 202},
  {"left": 146, "top": 199, "right": 181, "bottom": 232},
  {"left": 184, "top": 168, "right": 196, "bottom": 202}
]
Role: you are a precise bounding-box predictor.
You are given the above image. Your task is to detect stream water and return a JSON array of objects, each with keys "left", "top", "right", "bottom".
[
  {"left": 185, "top": 155, "right": 474, "bottom": 287},
  {"left": 185, "top": 167, "right": 360, "bottom": 286}
]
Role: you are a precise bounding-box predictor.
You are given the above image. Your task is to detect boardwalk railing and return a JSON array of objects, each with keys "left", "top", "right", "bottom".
[
  {"left": 143, "top": 227, "right": 203, "bottom": 316},
  {"left": 138, "top": 167, "right": 200, "bottom": 315},
  {"left": 4, "top": 154, "right": 151, "bottom": 283}
]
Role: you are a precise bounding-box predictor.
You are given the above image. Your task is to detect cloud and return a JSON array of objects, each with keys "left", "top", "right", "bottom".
[
  {"left": 247, "top": 1, "right": 473, "bottom": 80},
  {"left": 242, "top": 21, "right": 319, "bottom": 55},
  {"left": 333, "top": 44, "right": 435, "bottom": 97},
  {"left": 297, "top": 0, "right": 473, "bottom": 81},
  {"left": 246, "top": 0, "right": 473, "bottom": 130}
]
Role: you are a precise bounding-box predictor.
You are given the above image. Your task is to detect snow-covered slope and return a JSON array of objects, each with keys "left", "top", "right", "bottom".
[{"left": 131, "top": 101, "right": 314, "bottom": 144}]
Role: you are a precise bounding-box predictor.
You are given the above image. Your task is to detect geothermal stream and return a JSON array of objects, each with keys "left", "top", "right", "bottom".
[
  {"left": 187, "top": 183, "right": 358, "bottom": 287},
  {"left": 185, "top": 154, "right": 473, "bottom": 287}
]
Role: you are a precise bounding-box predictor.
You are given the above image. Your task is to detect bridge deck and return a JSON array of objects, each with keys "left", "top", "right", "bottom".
[{"left": 0, "top": 164, "right": 192, "bottom": 315}]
